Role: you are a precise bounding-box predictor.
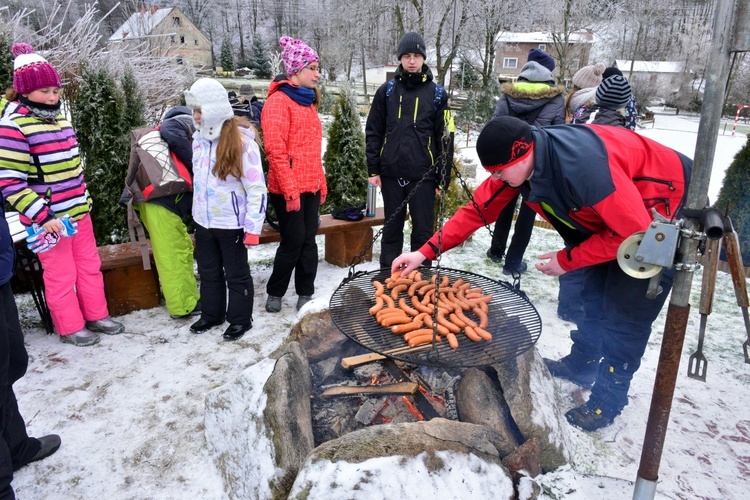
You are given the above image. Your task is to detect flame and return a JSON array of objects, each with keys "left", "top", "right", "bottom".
[{"left": 402, "top": 396, "right": 424, "bottom": 421}]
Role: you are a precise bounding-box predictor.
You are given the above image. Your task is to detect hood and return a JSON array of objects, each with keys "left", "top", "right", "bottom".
[
  {"left": 517, "top": 61, "right": 556, "bottom": 85},
  {"left": 184, "top": 78, "right": 233, "bottom": 141},
  {"left": 395, "top": 64, "right": 434, "bottom": 89},
  {"left": 568, "top": 87, "right": 597, "bottom": 114},
  {"left": 162, "top": 105, "right": 192, "bottom": 121}
]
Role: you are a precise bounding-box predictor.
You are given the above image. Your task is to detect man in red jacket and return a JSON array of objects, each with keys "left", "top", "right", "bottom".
[{"left": 393, "top": 116, "right": 692, "bottom": 431}]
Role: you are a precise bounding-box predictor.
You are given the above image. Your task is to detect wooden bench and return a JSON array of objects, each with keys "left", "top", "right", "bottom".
[{"left": 98, "top": 207, "right": 386, "bottom": 315}]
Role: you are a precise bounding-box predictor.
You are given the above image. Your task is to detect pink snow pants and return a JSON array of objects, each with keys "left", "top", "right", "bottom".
[{"left": 37, "top": 214, "right": 109, "bottom": 335}]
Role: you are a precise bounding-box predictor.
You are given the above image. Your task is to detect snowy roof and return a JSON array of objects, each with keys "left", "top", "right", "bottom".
[
  {"left": 615, "top": 60, "right": 684, "bottom": 73},
  {"left": 108, "top": 7, "right": 173, "bottom": 41},
  {"left": 495, "top": 31, "right": 594, "bottom": 44}
]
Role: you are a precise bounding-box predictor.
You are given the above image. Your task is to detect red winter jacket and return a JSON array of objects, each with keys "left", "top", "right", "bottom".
[
  {"left": 261, "top": 77, "right": 327, "bottom": 201},
  {"left": 420, "top": 124, "right": 692, "bottom": 271}
]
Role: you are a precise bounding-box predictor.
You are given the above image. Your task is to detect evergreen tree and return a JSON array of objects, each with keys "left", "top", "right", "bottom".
[
  {"left": 121, "top": 65, "right": 146, "bottom": 129},
  {"left": 72, "top": 66, "right": 130, "bottom": 245},
  {"left": 321, "top": 83, "right": 367, "bottom": 214},
  {"left": 715, "top": 136, "right": 750, "bottom": 265},
  {"left": 220, "top": 38, "right": 234, "bottom": 72},
  {"left": 0, "top": 30, "right": 13, "bottom": 92},
  {"left": 474, "top": 77, "right": 501, "bottom": 124},
  {"left": 250, "top": 37, "right": 272, "bottom": 79}
]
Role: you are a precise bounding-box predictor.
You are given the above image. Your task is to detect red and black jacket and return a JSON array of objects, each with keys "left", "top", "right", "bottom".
[{"left": 421, "top": 124, "right": 692, "bottom": 271}]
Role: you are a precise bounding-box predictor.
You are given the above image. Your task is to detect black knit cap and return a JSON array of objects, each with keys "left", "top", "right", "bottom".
[
  {"left": 596, "top": 75, "right": 632, "bottom": 109},
  {"left": 476, "top": 117, "right": 535, "bottom": 172},
  {"left": 602, "top": 67, "right": 623, "bottom": 80},
  {"left": 397, "top": 31, "right": 427, "bottom": 59}
]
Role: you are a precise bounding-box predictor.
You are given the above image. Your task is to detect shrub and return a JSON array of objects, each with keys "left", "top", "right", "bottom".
[{"left": 715, "top": 135, "right": 750, "bottom": 265}]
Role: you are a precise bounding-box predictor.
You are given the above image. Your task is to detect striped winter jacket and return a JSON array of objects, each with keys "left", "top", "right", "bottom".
[{"left": 0, "top": 101, "right": 91, "bottom": 226}]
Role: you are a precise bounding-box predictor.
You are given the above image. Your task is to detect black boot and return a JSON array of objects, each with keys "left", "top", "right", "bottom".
[
  {"left": 543, "top": 355, "right": 599, "bottom": 387},
  {"left": 565, "top": 403, "right": 617, "bottom": 431}
]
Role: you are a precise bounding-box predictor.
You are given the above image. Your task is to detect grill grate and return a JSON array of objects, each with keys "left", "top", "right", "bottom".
[{"left": 330, "top": 267, "right": 542, "bottom": 368}]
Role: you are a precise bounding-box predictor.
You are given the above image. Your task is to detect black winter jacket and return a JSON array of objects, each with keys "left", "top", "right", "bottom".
[
  {"left": 571, "top": 105, "right": 626, "bottom": 127},
  {"left": 492, "top": 82, "right": 566, "bottom": 126},
  {"left": 365, "top": 65, "right": 454, "bottom": 188}
]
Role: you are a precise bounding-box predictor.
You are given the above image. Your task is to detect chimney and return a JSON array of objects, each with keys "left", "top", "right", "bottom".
[{"left": 150, "top": 4, "right": 158, "bottom": 15}]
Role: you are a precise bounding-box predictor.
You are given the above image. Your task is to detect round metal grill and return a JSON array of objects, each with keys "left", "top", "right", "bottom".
[{"left": 329, "top": 267, "right": 542, "bottom": 368}]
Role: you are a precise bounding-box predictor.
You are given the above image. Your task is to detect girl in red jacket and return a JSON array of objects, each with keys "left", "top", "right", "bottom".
[{"left": 261, "top": 37, "right": 327, "bottom": 313}]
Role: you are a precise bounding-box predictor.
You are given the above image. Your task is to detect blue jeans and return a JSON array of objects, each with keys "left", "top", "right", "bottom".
[{"left": 569, "top": 262, "right": 674, "bottom": 414}]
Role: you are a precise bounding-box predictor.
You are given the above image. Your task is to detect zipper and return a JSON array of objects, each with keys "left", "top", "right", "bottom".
[
  {"left": 380, "top": 136, "right": 387, "bottom": 156},
  {"left": 413, "top": 97, "right": 419, "bottom": 123},
  {"left": 289, "top": 156, "right": 293, "bottom": 168},
  {"left": 427, "top": 137, "right": 434, "bottom": 165},
  {"left": 231, "top": 192, "right": 241, "bottom": 225},
  {"left": 643, "top": 197, "right": 671, "bottom": 216},
  {"left": 398, "top": 95, "right": 402, "bottom": 119},
  {"left": 633, "top": 176, "right": 675, "bottom": 191},
  {"left": 483, "top": 184, "right": 509, "bottom": 209},
  {"left": 206, "top": 142, "right": 213, "bottom": 223}
]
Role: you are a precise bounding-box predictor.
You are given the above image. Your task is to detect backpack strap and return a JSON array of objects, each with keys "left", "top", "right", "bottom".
[
  {"left": 126, "top": 201, "right": 151, "bottom": 270},
  {"left": 386, "top": 78, "right": 445, "bottom": 116}
]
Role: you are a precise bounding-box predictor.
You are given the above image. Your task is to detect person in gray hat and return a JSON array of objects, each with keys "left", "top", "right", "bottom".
[
  {"left": 486, "top": 50, "right": 565, "bottom": 275},
  {"left": 365, "top": 31, "right": 455, "bottom": 269}
]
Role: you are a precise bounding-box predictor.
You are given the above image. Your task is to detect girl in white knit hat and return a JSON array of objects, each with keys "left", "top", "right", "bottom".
[{"left": 184, "top": 78, "right": 267, "bottom": 341}]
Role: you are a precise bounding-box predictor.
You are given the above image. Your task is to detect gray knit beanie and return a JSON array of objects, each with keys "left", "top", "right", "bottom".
[
  {"left": 596, "top": 75, "right": 632, "bottom": 109},
  {"left": 517, "top": 61, "right": 555, "bottom": 84},
  {"left": 572, "top": 63, "right": 605, "bottom": 89},
  {"left": 397, "top": 32, "right": 427, "bottom": 59}
]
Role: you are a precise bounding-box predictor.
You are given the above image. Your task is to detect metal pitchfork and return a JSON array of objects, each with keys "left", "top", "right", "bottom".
[
  {"left": 688, "top": 237, "right": 720, "bottom": 381},
  {"left": 722, "top": 216, "right": 750, "bottom": 364}
]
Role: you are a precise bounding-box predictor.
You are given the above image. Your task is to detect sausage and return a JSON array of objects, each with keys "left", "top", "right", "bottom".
[
  {"left": 380, "top": 315, "right": 413, "bottom": 327},
  {"left": 436, "top": 314, "right": 461, "bottom": 334},
  {"left": 373, "top": 280, "right": 385, "bottom": 298},
  {"left": 391, "top": 319, "right": 425, "bottom": 334},
  {"left": 451, "top": 278, "right": 464, "bottom": 291},
  {"left": 474, "top": 326, "right": 493, "bottom": 341},
  {"left": 446, "top": 332, "right": 459, "bottom": 349},
  {"left": 382, "top": 295, "right": 396, "bottom": 309},
  {"left": 369, "top": 296, "right": 384, "bottom": 315},
  {"left": 391, "top": 284, "right": 408, "bottom": 300},
  {"left": 418, "top": 283, "right": 435, "bottom": 296},
  {"left": 407, "top": 270, "right": 419, "bottom": 281},
  {"left": 376, "top": 308, "right": 408, "bottom": 320},
  {"left": 406, "top": 332, "right": 443, "bottom": 348},
  {"left": 398, "top": 298, "right": 420, "bottom": 317},
  {"left": 473, "top": 306, "right": 489, "bottom": 329},
  {"left": 408, "top": 280, "right": 429, "bottom": 297},
  {"left": 403, "top": 329, "right": 439, "bottom": 342},
  {"left": 455, "top": 309, "right": 478, "bottom": 328},
  {"left": 422, "top": 315, "right": 450, "bottom": 336},
  {"left": 464, "top": 326, "right": 482, "bottom": 342},
  {"left": 411, "top": 296, "right": 432, "bottom": 314},
  {"left": 449, "top": 313, "right": 466, "bottom": 328}
]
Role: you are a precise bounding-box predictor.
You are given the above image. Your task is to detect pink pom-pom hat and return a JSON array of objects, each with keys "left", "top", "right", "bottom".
[
  {"left": 11, "top": 42, "right": 62, "bottom": 95},
  {"left": 279, "top": 36, "right": 319, "bottom": 76}
]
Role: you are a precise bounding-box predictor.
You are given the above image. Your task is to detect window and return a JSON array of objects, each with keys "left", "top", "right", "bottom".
[
  {"left": 180, "top": 35, "right": 185, "bottom": 44},
  {"left": 176, "top": 56, "right": 183, "bottom": 65},
  {"left": 194, "top": 39, "right": 199, "bottom": 45},
  {"left": 569, "top": 59, "right": 580, "bottom": 71},
  {"left": 172, "top": 17, "right": 181, "bottom": 27},
  {"left": 170, "top": 35, "right": 176, "bottom": 43},
  {"left": 538, "top": 44, "right": 546, "bottom": 51},
  {"left": 503, "top": 58, "right": 518, "bottom": 69}
]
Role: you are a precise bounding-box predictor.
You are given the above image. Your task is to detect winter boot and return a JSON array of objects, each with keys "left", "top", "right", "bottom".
[
  {"left": 59, "top": 329, "right": 100, "bottom": 347},
  {"left": 543, "top": 354, "right": 599, "bottom": 388},
  {"left": 296, "top": 295, "right": 313, "bottom": 311},
  {"left": 265, "top": 295, "right": 282, "bottom": 313},
  {"left": 565, "top": 402, "right": 619, "bottom": 431},
  {"left": 85, "top": 316, "right": 124, "bottom": 335}
]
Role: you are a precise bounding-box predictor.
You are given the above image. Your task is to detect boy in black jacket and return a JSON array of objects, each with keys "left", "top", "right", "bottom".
[{"left": 365, "top": 31, "right": 454, "bottom": 268}]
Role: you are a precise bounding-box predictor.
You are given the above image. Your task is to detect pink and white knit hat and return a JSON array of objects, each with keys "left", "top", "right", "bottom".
[
  {"left": 279, "top": 36, "right": 319, "bottom": 76},
  {"left": 12, "top": 43, "right": 62, "bottom": 95}
]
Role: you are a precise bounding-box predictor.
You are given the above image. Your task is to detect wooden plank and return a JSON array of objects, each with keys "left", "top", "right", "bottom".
[{"left": 320, "top": 381, "right": 418, "bottom": 398}]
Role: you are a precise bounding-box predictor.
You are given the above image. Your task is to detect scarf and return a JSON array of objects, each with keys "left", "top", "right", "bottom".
[
  {"left": 279, "top": 84, "right": 316, "bottom": 106},
  {"left": 19, "top": 95, "right": 61, "bottom": 121}
]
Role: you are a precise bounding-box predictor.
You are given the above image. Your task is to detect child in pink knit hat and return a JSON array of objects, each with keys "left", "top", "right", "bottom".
[
  {"left": 0, "top": 43, "right": 124, "bottom": 346},
  {"left": 279, "top": 36, "right": 319, "bottom": 76}
]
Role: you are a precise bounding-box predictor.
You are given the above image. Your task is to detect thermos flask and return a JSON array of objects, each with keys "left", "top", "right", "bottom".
[{"left": 366, "top": 184, "right": 377, "bottom": 217}]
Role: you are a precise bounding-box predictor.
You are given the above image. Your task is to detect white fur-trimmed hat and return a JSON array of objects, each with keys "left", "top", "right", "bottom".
[{"left": 184, "top": 78, "right": 233, "bottom": 141}]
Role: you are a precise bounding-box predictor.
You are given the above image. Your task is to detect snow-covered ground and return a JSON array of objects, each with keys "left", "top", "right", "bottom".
[{"left": 10, "top": 115, "right": 750, "bottom": 499}]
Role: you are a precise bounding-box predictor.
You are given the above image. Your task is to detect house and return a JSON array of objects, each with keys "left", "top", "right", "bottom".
[
  {"left": 614, "top": 60, "right": 691, "bottom": 101},
  {"left": 494, "top": 31, "right": 594, "bottom": 83},
  {"left": 108, "top": 6, "right": 212, "bottom": 68}
]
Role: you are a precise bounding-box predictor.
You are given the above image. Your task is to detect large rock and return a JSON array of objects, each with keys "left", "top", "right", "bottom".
[
  {"left": 289, "top": 418, "right": 516, "bottom": 498},
  {"left": 455, "top": 367, "right": 520, "bottom": 451},
  {"left": 262, "top": 341, "right": 315, "bottom": 497},
  {"left": 204, "top": 358, "right": 278, "bottom": 499},
  {"left": 492, "top": 348, "right": 572, "bottom": 472},
  {"left": 287, "top": 310, "right": 355, "bottom": 362}
]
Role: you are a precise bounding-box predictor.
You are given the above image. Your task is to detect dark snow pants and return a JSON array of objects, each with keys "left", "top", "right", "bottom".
[
  {"left": 570, "top": 261, "right": 674, "bottom": 414},
  {"left": 489, "top": 193, "right": 536, "bottom": 267},
  {"left": 267, "top": 192, "right": 320, "bottom": 298},
  {"left": 195, "top": 225, "right": 254, "bottom": 326},
  {"left": 1, "top": 282, "right": 41, "bottom": 500},
  {"left": 379, "top": 176, "right": 436, "bottom": 269}
]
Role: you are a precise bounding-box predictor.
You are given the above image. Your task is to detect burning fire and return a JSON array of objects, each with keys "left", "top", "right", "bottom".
[{"left": 402, "top": 396, "right": 424, "bottom": 421}]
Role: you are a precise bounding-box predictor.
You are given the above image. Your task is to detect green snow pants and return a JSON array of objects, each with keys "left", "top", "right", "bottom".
[{"left": 135, "top": 203, "right": 199, "bottom": 317}]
